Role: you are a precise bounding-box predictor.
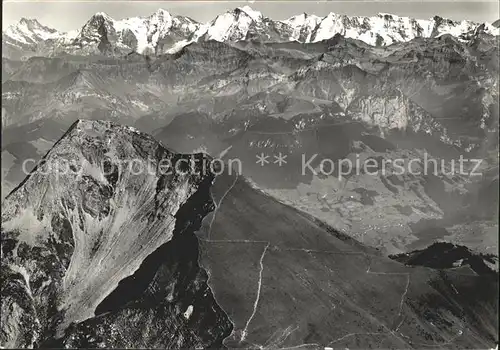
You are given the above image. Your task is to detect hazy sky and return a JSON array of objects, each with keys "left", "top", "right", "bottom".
[{"left": 3, "top": 0, "right": 499, "bottom": 31}]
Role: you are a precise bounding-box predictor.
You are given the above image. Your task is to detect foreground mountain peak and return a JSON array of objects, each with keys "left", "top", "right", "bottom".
[{"left": 204, "top": 5, "right": 266, "bottom": 41}]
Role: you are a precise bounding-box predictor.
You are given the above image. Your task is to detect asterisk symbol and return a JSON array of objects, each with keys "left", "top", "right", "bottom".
[
  {"left": 274, "top": 152, "right": 288, "bottom": 166},
  {"left": 256, "top": 153, "right": 269, "bottom": 166}
]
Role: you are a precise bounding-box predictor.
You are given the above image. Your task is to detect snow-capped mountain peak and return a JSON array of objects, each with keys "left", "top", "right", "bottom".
[
  {"left": 204, "top": 6, "right": 267, "bottom": 42},
  {"left": 151, "top": 8, "right": 171, "bottom": 18},
  {"left": 94, "top": 11, "right": 113, "bottom": 19},
  {"left": 284, "top": 12, "right": 321, "bottom": 23},
  {"left": 83, "top": 12, "right": 117, "bottom": 30},
  {"left": 4, "top": 18, "right": 60, "bottom": 45},
  {"left": 310, "top": 12, "right": 499, "bottom": 46},
  {"left": 62, "top": 9, "right": 204, "bottom": 55},
  {"left": 74, "top": 11, "right": 119, "bottom": 52},
  {"left": 282, "top": 12, "right": 322, "bottom": 41},
  {"left": 17, "top": 18, "right": 45, "bottom": 28},
  {"left": 78, "top": 11, "right": 115, "bottom": 32}
]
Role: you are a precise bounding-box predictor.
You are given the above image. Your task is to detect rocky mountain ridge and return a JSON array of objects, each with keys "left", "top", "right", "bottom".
[{"left": 3, "top": 6, "right": 499, "bottom": 59}]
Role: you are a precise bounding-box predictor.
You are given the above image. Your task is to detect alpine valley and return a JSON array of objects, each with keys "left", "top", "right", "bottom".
[{"left": 1, "top": 6, "right": 499, "bottom": 349}]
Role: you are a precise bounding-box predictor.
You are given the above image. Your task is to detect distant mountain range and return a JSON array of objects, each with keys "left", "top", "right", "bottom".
[{"left": 3, "top": 6, "right": 500, "bottom": 59}]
